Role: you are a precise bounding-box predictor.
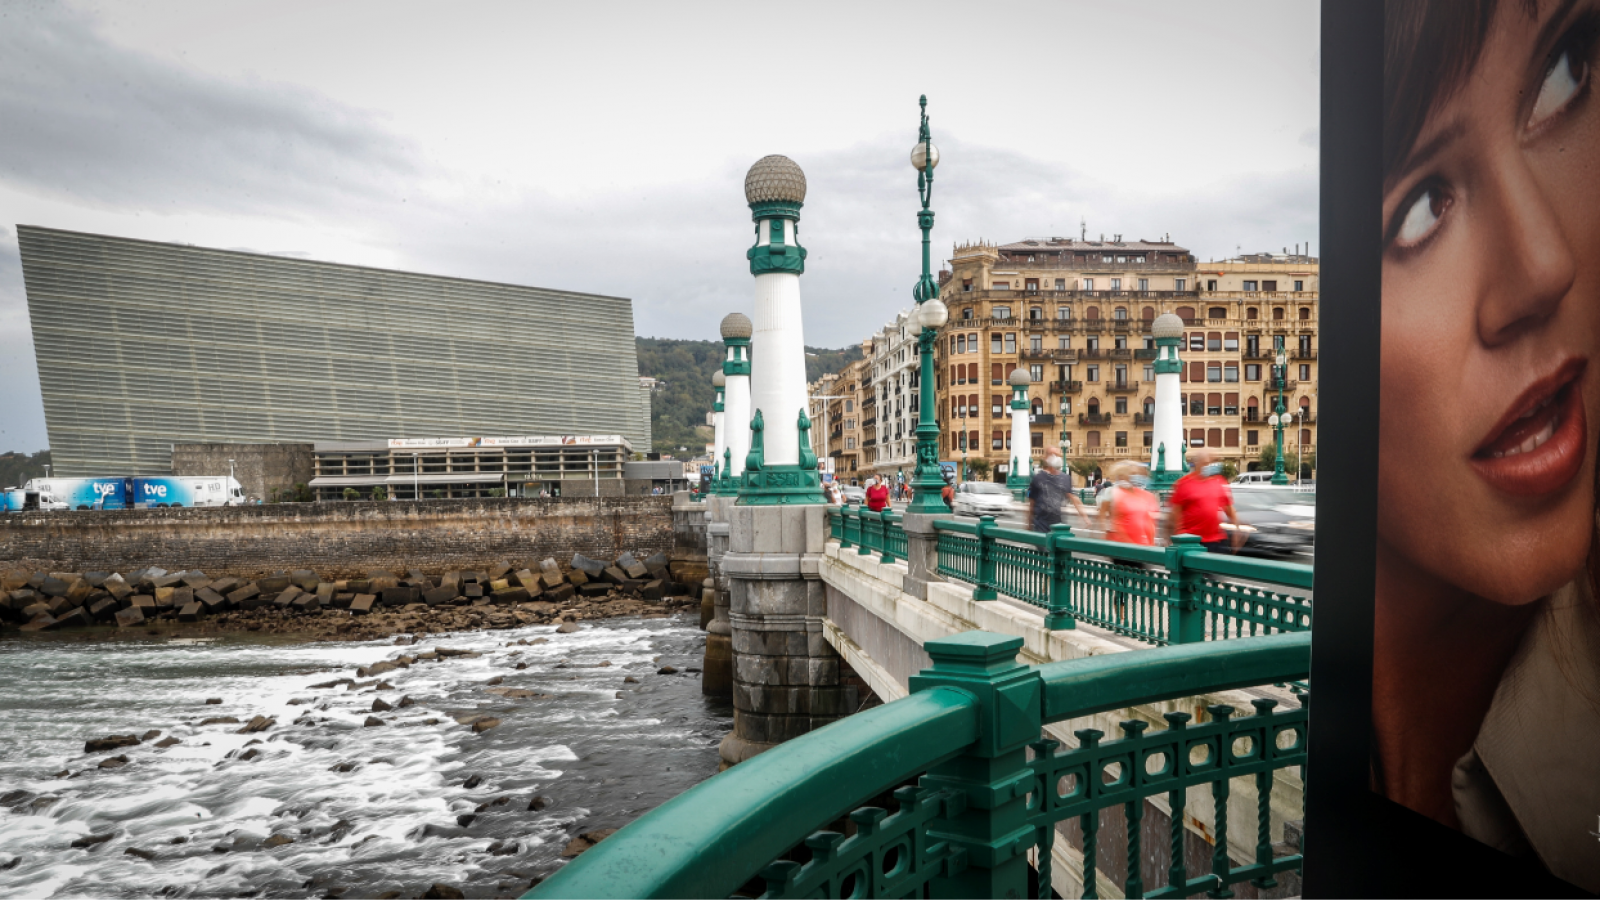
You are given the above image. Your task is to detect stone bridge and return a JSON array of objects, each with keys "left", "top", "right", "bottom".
[{"left": 689, "top": 494, "right": 1306, "bottom": 899}]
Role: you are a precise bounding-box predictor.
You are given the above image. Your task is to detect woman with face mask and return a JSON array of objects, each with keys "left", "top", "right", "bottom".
[
  {"left": 1100, "top": 461, "right": 1158, "bottom": 547},
  {"left": 1375, "top": 0, "right": 1600, "bottom": 888}
]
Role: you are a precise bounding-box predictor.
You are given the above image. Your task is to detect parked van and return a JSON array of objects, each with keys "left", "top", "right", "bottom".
[{"left": 1232, "top": 471, "right": 1277, "bottom": 486}]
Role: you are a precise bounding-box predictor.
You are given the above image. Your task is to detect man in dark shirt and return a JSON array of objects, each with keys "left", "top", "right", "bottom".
[{"left": 1028, "top": 454, "right": 1087, "bottom": 532}]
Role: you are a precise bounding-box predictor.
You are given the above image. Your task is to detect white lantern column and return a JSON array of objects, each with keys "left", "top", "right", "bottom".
[
  {"left": 1006, "top": 367, "right": 1033, "bottom": 496},
  {"left": 1149, "top": 312, "right": 1187, "bottom": 489},
  {"left": 719, "top": 313, "right": 753, "bottom": 493}
]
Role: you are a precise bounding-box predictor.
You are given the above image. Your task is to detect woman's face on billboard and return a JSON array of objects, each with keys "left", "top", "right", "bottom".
[{"left": 1380, "top": 0, "right": 1600, "bottom": 604}]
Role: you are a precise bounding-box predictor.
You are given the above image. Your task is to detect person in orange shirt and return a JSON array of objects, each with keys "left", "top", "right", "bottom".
[
  {"left": 1099, "top": 461, "right": 1158, "bottom": 546},
  {"left": 1165, "top": 448, "right": 1243, "bottom": 553}
]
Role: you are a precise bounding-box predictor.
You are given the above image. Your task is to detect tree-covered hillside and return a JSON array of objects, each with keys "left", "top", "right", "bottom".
[
  {"left": 0, "top": 450, "right": 51, "bottom": 489},
  {"left": 636, "top": 338, "right": 864, "bottom": 454}
]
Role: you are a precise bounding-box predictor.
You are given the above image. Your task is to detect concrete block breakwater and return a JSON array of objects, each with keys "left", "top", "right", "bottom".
[
  {"left": 0, "top": 496, "right": 674, "bottom": 579},
  {"left": 1, "top": 552, "right": 696, "bottom": 636}
]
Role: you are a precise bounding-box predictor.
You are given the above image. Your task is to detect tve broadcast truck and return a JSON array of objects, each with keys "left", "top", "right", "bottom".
[{"left": 11, "top": 477, "right": 245, "bottom": 511}]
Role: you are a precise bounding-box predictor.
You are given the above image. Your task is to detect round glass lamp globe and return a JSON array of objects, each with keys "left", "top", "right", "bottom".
[
  {"left": 911, "top": 142, "right": 940, "bottom": 172},
  {"left": 918, "top": 297, "right": 949, "bottom": 329}
]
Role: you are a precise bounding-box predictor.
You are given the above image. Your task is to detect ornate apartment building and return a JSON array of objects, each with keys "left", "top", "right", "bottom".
[
  {"left": 932, "top": 236, "right": 1319, "bottom": 477},
  {"left": 865, "top": 309, "right": 921, "bottom": 480},
  {"left": 809, "top": 348, "right": 874, "bottom": 483}
]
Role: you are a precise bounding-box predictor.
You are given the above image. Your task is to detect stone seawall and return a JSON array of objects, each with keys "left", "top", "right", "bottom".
[{"left": 0, "top": 497, "right": 674, "bottom": 579}]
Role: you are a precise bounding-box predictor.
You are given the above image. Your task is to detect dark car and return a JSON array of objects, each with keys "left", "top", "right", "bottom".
[{"left": 1226, "top": 487, "right": 1316, "bottom": 558}]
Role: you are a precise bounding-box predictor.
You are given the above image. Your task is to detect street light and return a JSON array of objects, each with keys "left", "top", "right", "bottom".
[
  {"left": 906, "top": 95, "right": 949, "bottom": 514},
  {"left": 1271, "top": 339, "right": 1289, "bottom": 485}
]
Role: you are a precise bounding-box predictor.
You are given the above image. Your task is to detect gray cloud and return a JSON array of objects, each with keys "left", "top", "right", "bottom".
[{"left": 0, "top": 2, "right": 417, "bottom": 215}]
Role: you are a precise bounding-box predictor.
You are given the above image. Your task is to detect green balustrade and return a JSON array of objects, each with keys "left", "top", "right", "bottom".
[
  {"left": 525, "top": 631, "right": 1309, "bottom": 900},
  {"left": 926, "top": 520, "right": 1310, "bottom": 648}
]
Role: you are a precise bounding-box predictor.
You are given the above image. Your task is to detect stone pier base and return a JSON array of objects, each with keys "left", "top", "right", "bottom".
[
  {"left": 717, "top": 503, "right": 851, "bottom": 769},
  {"left": 701, "top": 495, "right": 736, "bottom": 699}
]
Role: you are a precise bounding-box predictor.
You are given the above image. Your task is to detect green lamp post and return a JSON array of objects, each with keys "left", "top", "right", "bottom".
[
  {"left": 1270, "top": 336, "right": 1289, "bottom": 485},
  {"left": 1059, "top": 393, "right": 1069, "bottom": 464},
  {"left": 905, "top": 95, "right": 951, "bottom": 515}
]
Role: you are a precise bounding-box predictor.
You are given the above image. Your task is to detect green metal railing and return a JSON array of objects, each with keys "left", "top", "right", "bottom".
[
  {"left": 833, "top": 504, "right": 907, "bottom": 565},
  {"left": 925, "top": 516, "right": 1311, "bottom": 646},
  {"left": 527, "top": 631, "right": 1308, "bottom": 900}
]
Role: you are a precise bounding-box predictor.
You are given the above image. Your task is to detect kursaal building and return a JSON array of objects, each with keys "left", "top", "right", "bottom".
[{"left": 17, "top": 226, "right": 652, "bottom": 476}]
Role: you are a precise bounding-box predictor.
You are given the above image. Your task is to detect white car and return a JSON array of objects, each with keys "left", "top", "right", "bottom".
[{"left": 952, "top": 481, "right": 1014, "bottom": 517}]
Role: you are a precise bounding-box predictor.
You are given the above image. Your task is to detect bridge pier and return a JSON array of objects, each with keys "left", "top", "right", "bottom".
[
  {"left": 701, "top": 494, "right": 735, "bottom": 697},
  {"left": 717, "top": 503, "right": 852, "bottom": 768}
]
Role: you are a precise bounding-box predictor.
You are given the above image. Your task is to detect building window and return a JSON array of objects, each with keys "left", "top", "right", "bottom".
[
  {"left": 1143, "top": 431, "right": 1153, "bottom": 447},
  {"left": 1005, "top": 334, "right": 1017, "bottom": 354},
  {"left": 956, "top": 431, "right": 967, "bottom": 450},
  {"left": 1058, "top": 336, "right": 1071, "bottom": 350},
  {"left": 846, "top": 419, "right": 856, "bottom": 429},
  {"left": 1263, "top": 280, "right": 1278, "bottom": 291},
  {"left": 1115, "top": 397, "right": 1128, "bottom": 415},
  {"left": 1247, "top": 429, "right": 1259, "bottom": 445},
  {"left": 1273, "top": 307, "right": 1286, "bottom": 320},
  {"left": 1207, "top": 279, "right": 1218, "bottom": 291},
  {"left": 1087, "top": 336, "right": 1100, "bottom": 351},
  {"left": 1114, "top": 336, "right": 1128, "bottom": 350},
  {"left": 992, "top": 363, "right": 1004, "bottom": 383},
  {"left": 994, "top": 282, "right": 1010, "bottom": 290},
  {"left": 956, "top": 334, "right": 965, "bottom": 354},
  {"left": 1246, "top": 363, "right": 1262, "bottom": 381},
  {"left": 1224, "top": 332, "right": 1239, "bottom": 351},
  {"left": 1113, "top": 306, "right": 1128, "bottom": 320},
  {"left": 992, "top": 395, "right": 1004, "bottom": 416},
  {"left": 1031, "top": 432, "right": 1044, "bottom": 448},
  {"left": 1176, "top": 278, "right": 1187, "bottom": 291},
  {"left": 846, "top": 438, "right": 856, "bottom": 449},
  {"left": 1189, "top": 334, "right": 1204, "bottom": 352},
  {"left": 1028, "top": 306, "right": 1043, "bottom": 320},
  {"left": 1083, "top": 278, "right": 1095, "bottom": 291},
  {"left": 1138, "top": 278, "right": 1149, "bottom": 291},
  {"left": 992, "top": 431, "right": 1004, "bottom": 451},
  {"left": 1114, "top": 431, "right": 1128, "bottom": 447},
  {"left": 1294, "top": 280, "right": 1304, "bottom": 292},
  {"left": 1102, "top": 255, "right": 1113, "bottom": 263},
  {"left": 1136, "top": 255, "right": 1146, "bottom": 263},
  {"left": 1224, "top": 392, "right": 1239, "bottom": 415},
  {"left": 1189, "top": 362, "right": 1205, "bottom": 382},
  {"left": 1030, "top": 364, "right": 1043, "bottom": 381},
  {"left": 1030, "top": 336, "right": 1043, "bottom": 352},
  {"left": 1299, "top": 335, "right": 1313, "bottom": 354},
  {"left": 1299, "top": 364, "right": 1312, "bottom": 380},
  {"left": 1055, "top": 278, "right": 1066, "bottom": 290},
  {"left": 1299, "top": 307, "right": 1312, "bottom": 320},
  {"left": 1224, "top": 364, "right": 1239, "bottom": 382},
  {"left": 1110, "top": 278, "right": 1122, "bottom": 290},
  {"left": 1208, "top": 307, "right": 1227, "bottom": 319},
  {"left": 845, "top": 400, "right": 854, "bottom": 412},
  {"left": 1057, "top": 306, "right": 1072, "bottom": 320},
  {"left": 991, "top": 334, "right": 1003, "bottom": 354},
  {"left": 1207, "top": 365, "right": 1222, "bottom": 383},
  {"left": 962, "top": 307, "right": 973, "bottom": 319},
  {"left": 1143, "top": 398, "right": 1155, "bottom": 417},
  {"left": 1207, "top": 393, "right": 1222, "bottom": 416},
  {"left": 1189, "top": 395, "right": 1204, "bottom": 415},
  {"left": 994, "top": 306, "right": 1012, "bottom": 319},
  {"left": 1143, "top": 335, "right": 1155, "bottom": 349},
  {"left": 1225, "top": 428, "right": 1239, "bottom": 447},
  {"left": 1143, "top": 365, "right": 1155, "bottom": 381},
  {"left": 1207, "top": 332, "right": 1222, "bottom": 351},
  {"left": 962, "top": 279, "right": 973, "bottom": 292},
  {"left": 1087, "top": 364, "right": 1100, "bottom": 382},
  {"left": 1243, "top": 280, "right": 1259, "bottom": 291},
  {"left": 1207, "top": 428, "right": 1223, "bottom": 447}
]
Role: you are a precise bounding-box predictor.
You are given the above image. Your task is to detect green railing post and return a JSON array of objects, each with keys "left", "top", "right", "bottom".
[
  {"left": 858, "top": 504, "right": 875, "bottom": 556},
  {"left": 879, "top": 510, "right": 897, "bottom": 564},
  {"left": 973, "top": 515, "right": 998, "bottom": 601},
  {"left": 839, "top": 505, "right": 854, "bottom": 549},
  {"left": 1165, "top": 534, "right": 1206, "bottom": 645},
  {"left": 1044, "top": 523, "right": 1076, "bottom": 630},
  {"left": 910, "top": 631, "right": 1043, "bottom": 900}
]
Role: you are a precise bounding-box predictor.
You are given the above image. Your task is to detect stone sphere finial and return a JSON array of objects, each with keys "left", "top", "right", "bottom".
[
  {"left": 720, "top": 312, "right": 753, "bottom": 340},
  {"left": 744, "top": 155, "right": 807, "bottom": 205},
  {"left": 712, "top": 370, "right": 726, "bottom": 387},
  {"left": 1152, "top": 312, "right": 1185, "bottom": 339},
  {"left": 1008, "top": 367, "right": 1032, "bottom": 387}
]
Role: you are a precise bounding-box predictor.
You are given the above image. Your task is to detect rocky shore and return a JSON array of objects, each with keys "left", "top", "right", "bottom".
[{"left": 1, "top": 552, "right": 700, "bottom": 641}]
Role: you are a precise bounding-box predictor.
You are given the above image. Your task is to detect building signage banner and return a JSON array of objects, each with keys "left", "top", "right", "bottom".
[{"left": 386, "top": 435, "right": 628, "bottom": 449}]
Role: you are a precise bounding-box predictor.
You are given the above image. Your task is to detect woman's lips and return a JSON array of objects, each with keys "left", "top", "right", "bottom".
[{"left": 1470, "top": 360, "right": 1587, "bottom": 497}]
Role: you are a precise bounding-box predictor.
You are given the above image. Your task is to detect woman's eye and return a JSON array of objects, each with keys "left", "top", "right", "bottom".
[
  {"left": 1530, "top": 46, "right": 1588, "bottom": 126},
  {"left": 1394, "top": 186, "right": 1449, "bottom": 247}
]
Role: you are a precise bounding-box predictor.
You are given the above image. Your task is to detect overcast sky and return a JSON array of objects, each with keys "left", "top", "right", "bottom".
[{"left": 0, "top": 0, "right": 1319, "bottom": 454}]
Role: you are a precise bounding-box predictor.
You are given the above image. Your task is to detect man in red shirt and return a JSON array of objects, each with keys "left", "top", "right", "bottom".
[
  {"left": 1165, "top": 449, "right": 1243, "bottom": 553},
  {"left": 865, "top": 476, "right": 890, "bottom": 512}
]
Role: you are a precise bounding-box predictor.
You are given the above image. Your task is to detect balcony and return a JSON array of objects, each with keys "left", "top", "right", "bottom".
[
  {"left": 1134, "top": 348, "right": 1158, "bottom": 359},
  {"left": 862, "top": 417, "right": 877, "bottom": 427},
  {"left": 1293, "top": 349, "right": 1318, "bottom": 360},
  {"left": 1109, "top": 348, "right": 1133, "bottom": 360},
  {"left": 1134, "top": 412, "right": 1154, "bottom": 425},
  {"left": 1106, "top": 379, "right": 1140, "bottom": 393},
  {"left": 1078, "top": 412, "right": 1113, "bottom": 426},
  {"left": 1079, "top": 348, "right": 1103, "bottom": 358},
  {"left": 1051, "top": 379, "right": 1083, "bottom": 392},
  {"left": 1028, "top": 413, "right": 1056, "bottom": 426}
]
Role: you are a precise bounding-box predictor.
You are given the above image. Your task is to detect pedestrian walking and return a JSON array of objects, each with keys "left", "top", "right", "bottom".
[
  {"left": 1028, "top": 454, "right": 1089, "bottom": 532},
  {"left": 1165, "top": 449, "right": 1244, "bottom": 553},
  {"left": 1100, "top": 461, "right": 1158, "bottom": 546},
  {"left": 865, "top": 476, "right": 890, "bottom": 512},
  {"left": 940, "top": 475, "right": 955, "bottom": 510}
]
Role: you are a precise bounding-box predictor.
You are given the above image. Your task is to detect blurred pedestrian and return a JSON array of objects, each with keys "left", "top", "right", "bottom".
[
  {"left": 1100, "top": 461, "right": 1157, "bottom": 546},
  {"left": 1028, "top": 454, "right": 1088, "bottom": 532},
  {"left": 866, "top": 476, "right": 890, "bottom": 512},
  {"left": 1166, "top": 449, "right": 1243, "bottom": 553}
]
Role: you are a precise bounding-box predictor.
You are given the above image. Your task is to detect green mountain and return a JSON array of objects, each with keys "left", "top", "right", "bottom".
[
  {"left": 636, "top": 337, "right": 864, "bottom": 454},
  {"left": 0, "top": 450, "right": 51, "bottom": 490}
]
